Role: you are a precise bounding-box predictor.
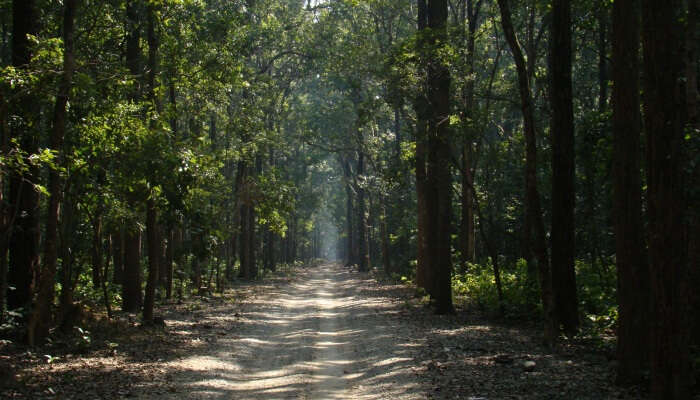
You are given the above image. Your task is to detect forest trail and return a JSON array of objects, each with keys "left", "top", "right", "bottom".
[
  {"left": 158, "top": 262, "right": 425, "bottom": 399},
  {"left": 3, "top": 262, "right": 651, "bottom": 399}
]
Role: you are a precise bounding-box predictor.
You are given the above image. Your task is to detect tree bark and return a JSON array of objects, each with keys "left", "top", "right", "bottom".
[
  {"left": 91, "top": 215, "right": 103, "bottom": 288},
  {"left": 143, "top": 198, "right": 159, "bottom": 322},
  {"left": 112, "top": 228, "right": 124, "bottom": 284},
  {"left": 342, "top": 157, "right": 356, "bottom": 267},
  {"left": 380, "top": 203, "right": 392, "bottom": 276},
  {"left": 685, "top": 0, "right": 699, "bottom": 349},
  {"left": 120, "top": 0, "right": 142, "bottom": 314},
  {"left": 356, "top": 140, "right": 369, "bottom": 272},
  {"left": 26, "top": 0, "right": 77, "bottom": 345},
  {"left": 497, "top": 0, "right": 556, "bottom": 345},
  {"left": 426, "top": 0, "right": 454, "bottom": 314},
  {"left": 414, "top": 0, "right": 432, "bottom": 296},
  {"left": 549, "top": 0, "right": 579, "bottom": 336},
  {"left": 611, "top": 0, "right": 649, "bottom": 385},
  {"left": 7, "top": 0, "right": 39, "bottom": 313},
  {"left": 459, "top": 0, "right": 480, "bottom": 268},
  {"left": 57, "top": 194, "right": 77, "bottom": 331},
  {"left": 642, "top": 0, "right": 691, "bottom": 397},
  {"left": 165, "top": 227, "right": 174, "bottom": 299},
  {"left": 0, "top": 92, "right": 7, "bottom": 323},
  {"left": 238, "top": 164, "right": 253, "bottom": 279},
  {"left": 142, "top": 0, "right": 160, "bottom": 323},
  {"left": 122, "top": 228, "right": 142, "bottom": 313}
]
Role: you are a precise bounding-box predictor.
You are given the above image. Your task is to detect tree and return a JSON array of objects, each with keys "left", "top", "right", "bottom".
[
  {"left": 121, "top": 0, "right": 144, "bottom": 313},
  {"left": 458, "top": 0, "right": 482, "bottom": 268},
  {"left": 425, "top": 0, "right": 454, "bottom": 314},
  {"left": 611, "top": 0, "right": 648, "bottom": 385},
  {"left": 7, "top": 0, "right": 39, "bottom": 312},
  {"left": 496, "top": 0, "right": 556, "bottom": 344},
  {"left": 26, "top": 0, "right": 78, "bottom": 345},
  {"left": 549, "top": 0, "right": 579, "bottom": 335},
  {"left": 414, "top": 0, "right": 432, "bottom": 296},
  {"left": 641, "top": 0, "right": 692, "bottom": 397}
]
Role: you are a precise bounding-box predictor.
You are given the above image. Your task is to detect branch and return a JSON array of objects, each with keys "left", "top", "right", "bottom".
[{"left": 258, "top": 51, "right": 311, "bottom": 75}]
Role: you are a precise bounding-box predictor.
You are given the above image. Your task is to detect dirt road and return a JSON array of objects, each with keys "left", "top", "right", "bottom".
[
  {"left": 160, "top": 263, "right": 426, "bottom": 399},
  {"left": 3, "top": 262, "right": 655, "bottom": 399}
]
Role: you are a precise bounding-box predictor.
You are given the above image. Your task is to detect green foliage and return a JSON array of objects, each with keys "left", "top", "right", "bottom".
[
  {"left": 73, "top": 327, "right": 92, "bottom": 351},
  {"left": 452, "top": 259, "right": 532, "bottom": 315}
]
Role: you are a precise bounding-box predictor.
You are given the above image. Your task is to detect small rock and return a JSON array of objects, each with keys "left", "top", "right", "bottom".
[{"left": 523, "top": 360, "right": 536, "bottom": 371}]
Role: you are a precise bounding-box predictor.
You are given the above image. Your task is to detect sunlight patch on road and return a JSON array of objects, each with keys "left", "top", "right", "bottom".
[
  {"left": 373, "top": 357, "right": 412, "bottom": 367},
  {"left": 168, "top": 355, "right": 240, "bottom": 372}
]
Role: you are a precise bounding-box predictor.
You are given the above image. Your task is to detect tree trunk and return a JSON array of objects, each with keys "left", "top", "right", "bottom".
[
  {"left": 426, "top": 0, "right": 454, "bottom": 314},
  {"left": 91, "top": 215, "right": 103, "bottom": 288},
  {"left": 642, "top": 0, "right": 691, "bottom": 397},
  {"left": 549, "top": 0, "right": 579, "bottom": 336},
  {"left": 685, "top": 0, "right": 699, "bottom": 349},
  {"left": 112, "top": 228, "right": 124, "bottom": 284},
  {"left": 380, "top": 203, "right": 392, "bottom": 276},
  {"left": 342, "top": 158, "right": 356, "bottom": 267},
  {"left": 497, "top": 0, "right": 556, "bottom": 345},
  {"left": 165, "top": 227, "right": 174, "bottom": 299},
  {"left": 120, "top": 0, "right": 141, "bottom": 315},
  {"left": 7, "top": 0, "right": 39, "bottom": 313},
  {"left": 122, "top": 228, "right": 142, "bottom": 313},
  {"left": 239, "top": 165, "right": 252, "bottom": 279},
  {"left": 356, "top": 146, "right": 369, "bottom": 272},
  {"left": 57, "top": 195, "right": 77, "bottom": 331},
  {"left": 142, "top": 0, "right": 160, "bottom": 323},
  {"left": 0, "top": 93, "right": 7, "bottom": 322},
  {"left": 143, "top": 198, "right": 158, "bottom": 322},
  {"left": 414, "top": 0, "right": 432, "bottom": 296},
  {"left": 460, "top": 0, "right": 480, "bottom": 268},
  {"left": 612, "top": 0, "right": 649, "bottom": 385},
  {"left": 26, "top": 0, "right": 76, "bottom": 345}
]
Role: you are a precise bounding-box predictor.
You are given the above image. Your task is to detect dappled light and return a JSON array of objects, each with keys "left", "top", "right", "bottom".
[
  {"left": 0, "top": 0, "right": 696, "bottom": 398},
  {"left": 139, "top": 263, "right": 426, "bottom": 399}
]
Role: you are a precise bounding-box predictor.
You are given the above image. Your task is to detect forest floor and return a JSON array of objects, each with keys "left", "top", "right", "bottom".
[{"left": 1, "top": 262, "right": 652, "bottom": 399}]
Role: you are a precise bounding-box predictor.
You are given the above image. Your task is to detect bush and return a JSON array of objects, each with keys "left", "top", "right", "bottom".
[{"left": 453, "top": 258, "right": 539, "bottom": 317}]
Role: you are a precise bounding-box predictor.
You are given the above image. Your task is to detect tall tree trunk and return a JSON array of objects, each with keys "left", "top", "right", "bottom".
[
  {"left": 143, "top": 199, "right": 159, "bottom": 322},
  {"left": 7, "top": 0, "right": 39, "bottom": 313},
  {"left": 57, "top": 194, "right": 77, "bottom": 330},
  {"left": 460, "top": 0, "right": 480, "bottom": 268},
  {"left": 549, "top": 0, "right": 579, "bottom": 336},
  {"left": 414, "top": 0, "right": 432, "bottom": 296},
  {"left": 142, "top": 0, "right": 160, "bottom": 323},
  {"left": 497, "top": 0, "right": 556, "bottom": 345},
  {"left": 121, "top": 0, "right": 141, "bottom": 314},
  {"left": 122, "top": 228, "right": 142, "bottom": 312},
  {"left": 460, "top": 145, "right": 475, "bottom": 267},
  {"left": 642, "top": 0, "right": 691, "bottom": 397},
  {"left": 165, "top": 227, "right": 174, "bottom": 299},
  {"left": 426, "top": 0, "right": 454, "bottom": 314},
  {"left": 612, "top": 0, "right": 649, "bottom": 385},
  {"left": 598, "top": 4, "right": 608, "bottom": 112},
  {"left": 683, "top": 0, "right": 699, "bottom": 351},
  {"left": 112, "top": 227, "right": 124, "bottom": 284},
  {"left": 356, "top": 145, "right": 369, "bottom": 272},
  {"left": 26, "top": 0, "right": 77, "bottom": 345},
  {"left": 342, "top": 158, "right": 356, "bottom": 267},
  {"left": 91, "top": 215, "right": 103, "bottom": 288},
  {"left": 247, "top": 200, "right": 257, "bottom": 278},
  {"left": 0, "top": 94, "right": 7, "bottom": 322},
  {"left": 239, "top": 165, "right": 251, "bottom": 278},
  {"left": 157, "top": 224, "right": 166, "bottom": 290},
  {"left": 380, "top": 203, "right": 392, "bottom": 275}
]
